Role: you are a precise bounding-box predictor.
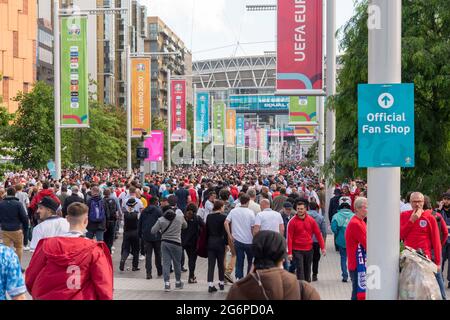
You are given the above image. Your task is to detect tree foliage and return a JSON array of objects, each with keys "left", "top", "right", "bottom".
[{"left": 329, "top": 0, "right": 450, "bottom": 199}]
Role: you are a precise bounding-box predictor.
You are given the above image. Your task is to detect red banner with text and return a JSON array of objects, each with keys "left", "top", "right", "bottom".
[{"left": 171, "top": 80, "right": 187, "bottom": 142}]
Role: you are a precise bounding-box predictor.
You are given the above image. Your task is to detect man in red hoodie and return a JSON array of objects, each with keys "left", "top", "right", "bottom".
[
  {"left": 287, "top": 200, "right": 326, "bottom": 282},
  {"left": 345, "top": 196, "right": 367, "bottom": 300},
  {"left": 25, "top": 202, "right": 113, "bottom": 300}
]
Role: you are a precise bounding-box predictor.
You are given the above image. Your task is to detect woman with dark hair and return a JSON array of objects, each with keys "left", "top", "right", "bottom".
[
  {"left": 181, "top": 203, "right": 204, "bottom": 283},
  {"left": 226, "top": 231, "right": 320, "bottom": 300},
  {"left": 206, "top": 200, "right": 227, "bottom": 292}
]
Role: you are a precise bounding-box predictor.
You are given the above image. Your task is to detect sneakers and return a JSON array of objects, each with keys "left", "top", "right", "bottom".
[
  {"left": 132, "top": 267, "right": 140, "bottom": 271},
  {"left": 224, "top": 273, "right": 234, "bottom": 284},
  {"left": 342, "top": 278, "right": 348, "bottom": 283},
  {"left": 146, "top": 274, "right": 152, "bottom": 280},
  {"left": 139, "top": 255, "right": 145, "bottom": 261},
  {"left": 164, "top": 284, "right": 171, "bottom": 292},
  {"left": 23, "top": 246, "right": 30, "bottom": 251},
  {"left": 157, "top": 272, "right": 163, "bottom": 277},
  {"left": 175, "top": 281, "right": 184, "bottom": 290},
  {"left": 188, "top": 277, "right": 197, "bottom": 284},
  {"left": 208, "top": 286, "right": 218, "bottom": 293},
  {"left": 312, "top": 274, "right": 318, "bottom": 282},
  {"left": 219, "top": 284, "right": 225, "bottom": 291},
  {"left": 119, "top": 260, "right": 125, "bottom": 271},
  {"left": 181, "top": 267, "right": 188, "bottom": 272}
]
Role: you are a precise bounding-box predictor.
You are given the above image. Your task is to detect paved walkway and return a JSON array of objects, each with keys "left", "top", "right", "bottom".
[{"left": 12, "top": 235, "right": 450, "bottom": 300}]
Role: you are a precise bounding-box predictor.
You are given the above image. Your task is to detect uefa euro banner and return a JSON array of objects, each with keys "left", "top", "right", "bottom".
[
  {"left": 276, "top": 0, "right": 324, "bottom": 95},
  {"left": 289, "top": 96, "right": 318, "bottom": 126},
  {"left": 212, "top": 102, "right": 225, "bottom": 145},
  {"left": 250, "top": 124, "right": 258, "bottom": 150},
  {"left": 294, "top": 126, "right": 316, "bottom": 137},
  {"left": 144, "top": 130, "right": 164, "bottom": 162},
  {"left": 226, "top": 109, "right": 236, "bottom": 147},
  {"left": 195, "top": 92, "right": 209, "bottom": 143},
  {"left": 236, "top": 114, "right": 245, "bottom": 147},
  {"left": 61, "top": 16, "right": 89, "bottom": 127},
  {"left": 171, "top": 80, "right": 187, "bottom": 141},
  {"left": 131, "top": 58, "right": 151, "bottom": 137}
]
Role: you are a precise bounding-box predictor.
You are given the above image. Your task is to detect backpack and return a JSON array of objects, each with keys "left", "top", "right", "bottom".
[
  {"left": 89, "top": 198, "right": 106, "bottom": 223},
  {"left": 103, "top": 198, "right": 117, "bottom": 222}
]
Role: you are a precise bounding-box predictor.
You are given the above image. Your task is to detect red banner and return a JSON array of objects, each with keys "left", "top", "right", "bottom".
[
  {"left": 171, "top": 80, "right": 187, "bottom": 141},
  {"left": 276, "top": 0, "right": 324, "bottom": 95}
]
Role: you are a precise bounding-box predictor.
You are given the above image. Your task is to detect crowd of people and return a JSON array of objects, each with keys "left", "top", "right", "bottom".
[{"left": 0, "top": 164, "right": 448, "bottom": 300}]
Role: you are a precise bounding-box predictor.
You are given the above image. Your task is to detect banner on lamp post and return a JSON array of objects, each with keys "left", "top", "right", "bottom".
[
  {"left": 213, "top": 102, "right": 225, "bottom": 145},
  {"left": 195, "top": 92, "right": 209, "bottom": 143},
  {"left": 226, "top": 109, "right": 236, "bottom": 147},
  {"left": 289, "top": 96, "right": 318, "bottom": 126},
  {"left": 236, "top": 114, "right": 245, "bottom": 147},
  {"left": 276, "top": 0, "right": 324, "bottom": 96},
  {"left": 131, "top": 58, "right": 151, "bottom": 137},
  {"left": 61, "top": 16, "right": 89, "bottom": 128},
  {"left": 144, "top": 130, "right": 164, "bottom": 162},
  {"left": 171, "top": 80, "right": 187, "bottom": 142}
]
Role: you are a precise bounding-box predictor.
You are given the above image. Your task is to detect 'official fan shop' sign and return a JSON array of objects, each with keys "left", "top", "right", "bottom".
[{"left": 276, "top": 0, "right": 324, "bottom": 96}]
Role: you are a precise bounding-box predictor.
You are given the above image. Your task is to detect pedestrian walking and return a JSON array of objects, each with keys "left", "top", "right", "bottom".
[
  {"left": 308, "top": 201, "right": 327, "bottom": 282},
  {"left": 0, "top": 187, "right": 29, "bottom": 264},
  {"left": 119, "top": 198, "right": 141, "bottom": 272},
  {"left": 181, "top": 203, "right": 204, "bottom": 283},
  {"left": 224, "top": 194, "right": 255, "bottom": 281},
  {"left": 331, "top": 199, "right": 354, "bottom": 282},
  {"left": 151, "top": 207, "right": 187, "bottom": 291},
  {"left": 287, "top": 200, "right": 326, "bottom": 282},
  {"left": 86, "top": 186, "right": 106, "bottom": 241},
  {"left": 25, "top": 202, "right": 113, "bottom": 300},
  {"left": 206, "top": 200, "right": 227, "bottom": 292},
  {"left": 138, "top": 197, "right": 163, "bottom": 279}
]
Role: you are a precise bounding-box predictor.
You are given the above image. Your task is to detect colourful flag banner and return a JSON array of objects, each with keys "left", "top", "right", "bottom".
[
  {"left": 131, "top": 58, "right": 151, "bottom": 137},
  {"left": 171, "top": 80, "right": 187, "bottom": 141},
  {"left": 226, "top": 109, "right": 236, "bottom": 147},
  {"left": 195, "top": 92, "right": 209, "bottom": 143},
  {"left": 144, "top": 130, "right": 164, "bottom": 162},
  {"left": 289, "top": 96, "right": 318, "bottom": 126},
  {"left": 212, "top": 102, "right": 225, "bottom": 145}
]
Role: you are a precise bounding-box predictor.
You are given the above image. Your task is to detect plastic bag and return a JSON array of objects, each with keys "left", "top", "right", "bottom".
[{"left": 398, "top": 247, "right": 442, "bottom": 300}]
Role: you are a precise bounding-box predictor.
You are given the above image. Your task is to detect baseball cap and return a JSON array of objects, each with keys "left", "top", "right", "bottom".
[
  {"left": 38, "top": 197, "right": 60, "bottom": 212},
  {"left": 339, "top": 196, "right": 351, "bottom": 206}
]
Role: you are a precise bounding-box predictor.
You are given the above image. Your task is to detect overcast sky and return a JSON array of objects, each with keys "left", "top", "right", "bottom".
[{"left": 140, "top": 0, "right": 356, "bottom": 61}]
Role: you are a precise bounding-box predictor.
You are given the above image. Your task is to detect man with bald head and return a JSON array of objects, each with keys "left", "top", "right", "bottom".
[
  {"left": 253, "top": 199, "right": 284, "bottom": 236},
  {"left": 400, "top": 191, "right": 445, "bottom": 299}
]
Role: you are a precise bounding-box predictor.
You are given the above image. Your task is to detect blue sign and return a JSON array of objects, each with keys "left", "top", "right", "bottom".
[
  {"left": 236, "top": 114, "right": 245, "bottom": 147},
  {"left": 358, "top": 83, "right": 414, "bottom": 168},
  {"left": 195, "top": 92, "right": 209, "bottom": 143},
  {"left": 229, "top": 95, "right": 289, "bottom": 112},
  {"left": 47, "top": 160, "right": 56, "bottom": 178}
]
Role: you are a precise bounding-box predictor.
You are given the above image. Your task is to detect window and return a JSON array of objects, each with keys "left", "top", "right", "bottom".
[{"left": 13, "top": 32, "right": 18, "bottom": 58}]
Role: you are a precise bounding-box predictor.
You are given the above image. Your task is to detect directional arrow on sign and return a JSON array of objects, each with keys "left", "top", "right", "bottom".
[
  {"left": 378, "top": 93, "right": 394, "bottom": 109},
  {"left": 382, "top": 95, "right": 391, "bottom": 106}
]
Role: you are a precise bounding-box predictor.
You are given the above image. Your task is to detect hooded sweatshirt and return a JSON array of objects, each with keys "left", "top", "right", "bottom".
[
  {"left": 226, "top": 268, "right": 320, "bottom": 300},
  {"left": 25, "top": 237, "right": 113, "bottom": 300},
  {"left": 151, "top": 210, "right": 187, "bottom": 245},
  {"left": 331, "top": 209, "right": 355, "bottom": 248}
]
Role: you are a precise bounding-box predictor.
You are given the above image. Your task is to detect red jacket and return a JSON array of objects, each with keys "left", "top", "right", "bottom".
[
  {"left": 287, "top": 214, "right": 325, "bottom": 255},
  {"left": 345, "top": 215, "right": 367, "bottom": 271},
  {"left": 400, "top": 209, "right": 442, "bottom": 265},
  {"left": 230, "top": 186, "right": 239, "bottom": 200},
  {"left": 25, "top": 237, "right": 113, "bottom": 300},
  {"left": 188, "top": 188, "right": 198, "bottom": 205},
  {"left": 30, "top": 189, "right": 61, "bottom": 212}
]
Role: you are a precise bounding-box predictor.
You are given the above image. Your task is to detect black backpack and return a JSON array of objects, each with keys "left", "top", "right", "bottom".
[{"left": 103, "top": 198, "right": 118, "bottom": 222}]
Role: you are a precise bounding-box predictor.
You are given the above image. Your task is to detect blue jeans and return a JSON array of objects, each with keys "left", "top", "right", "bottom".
[
  {"left": 435, "top": 272, "right": 447, "bottom": 300},
  {"left": 234, "top": 240, "right": 253, "bottom": 280},
  {"left": 338, "top": 246, "right": 349, "bottom": 280},
  {"left": 349, "top": 270, "right": 358, "bottom": 300},
  {"left": 86, "top": 230, "right": 104, "bottom": 241}
]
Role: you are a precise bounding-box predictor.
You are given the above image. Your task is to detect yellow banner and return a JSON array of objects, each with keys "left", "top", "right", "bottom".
[
  {"left": 226, "top": 109, "right": 236, "bottom": 147},
  {"left": 131, "top": 58, "right": 151, "bottom": 137}
]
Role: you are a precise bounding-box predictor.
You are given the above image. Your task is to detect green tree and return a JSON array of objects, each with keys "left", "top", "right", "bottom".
[
  {"left": 10, "top": 81, "right": 57, "bottom": 168},
  {"left": 65, "top": 102, "right": 126, "bottom": 169},
  {"left": 328, "top": 0, "right": 450, "bottom": 199}
]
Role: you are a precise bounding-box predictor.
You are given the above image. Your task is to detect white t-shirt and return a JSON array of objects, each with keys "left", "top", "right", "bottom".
[
  {"left": 248, "top": 200, "right": 261, "bottom": 215},
  {"left": 30, "top": 216, "right": 70, "bottom": 251},
  {"left": 255, "top": 209, "right": 284, "bottom": 233},
  {"left": 226, "top": 206, "right": 255, "bottom": 245}
]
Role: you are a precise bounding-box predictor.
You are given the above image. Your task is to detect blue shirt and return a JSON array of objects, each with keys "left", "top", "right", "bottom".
[{"left": 0, "top": 245, "right": 26, "bottom": 300}]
